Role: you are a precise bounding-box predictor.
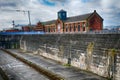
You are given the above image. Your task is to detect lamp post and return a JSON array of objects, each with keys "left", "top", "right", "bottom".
[{"left": 12, "top": 20, "right": 15, "bottom": 28}]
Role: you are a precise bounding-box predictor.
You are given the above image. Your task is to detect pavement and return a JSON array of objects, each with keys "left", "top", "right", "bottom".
[
  {"left": 0, "top": 50, "right": 49, "bottom": 80},
  {"left": 8, "top": 49, "right": 107, "bottom": 80}
]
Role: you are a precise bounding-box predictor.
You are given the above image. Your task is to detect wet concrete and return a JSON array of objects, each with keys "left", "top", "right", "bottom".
[
  {"left": 0, "top": 50, "right": 49, "bottom": 80},
  {"left": 8, "top": 49, "right": 107, "bottom": 80}
]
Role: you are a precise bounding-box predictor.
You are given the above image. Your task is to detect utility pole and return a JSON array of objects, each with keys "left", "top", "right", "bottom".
[
  {"left": 27, "top": 11, "right": 31, "bottom": 26},
  {"left": 12, "top": 20, "right": 15, "bottom": 28}
]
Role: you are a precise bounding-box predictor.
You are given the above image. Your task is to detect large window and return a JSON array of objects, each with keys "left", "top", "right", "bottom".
[
  {"left": 48, "top": 27, "right": 50, "bottom": 32},
  {"left": 58, "top": 13, "right": 61, "bottom": 19},
  {"left": 74, "top": 26, "right": 76, "bottom": 32},
  {"left": 82, "top": 23, "right": 86, "bottom": 31},
  {"left": 57, "top": 24, "right": 60, "bottom": 32},
  {"left": 66, "top": 26, "right": 68, "bottom": 32},
  {"left": 70, "top": 25, "right": 72, "bottom": 32},
  {"left": 78, "top": 25, "right": 80, "bottom": 31},
  {"left": 53, "top": 27, "right": 55, "bottom": 32},
  {"left": 83, "top": 27, "right": 85, "bottom": 31},
  {"left": 63, "top": 13, "right": 66, "bottom": 17}
]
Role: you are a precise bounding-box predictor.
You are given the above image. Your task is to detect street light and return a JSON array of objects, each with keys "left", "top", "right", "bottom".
[{"left": 16, "top": 10, "right": 31, "bottom": 26}]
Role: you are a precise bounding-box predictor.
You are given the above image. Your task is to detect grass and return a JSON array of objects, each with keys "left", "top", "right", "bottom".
[{"left": 63, "top": 63, "right": 71, "bottom": 67}]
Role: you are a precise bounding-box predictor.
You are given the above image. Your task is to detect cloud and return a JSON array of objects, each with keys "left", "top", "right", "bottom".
[
  {"left": 38, "top": 0, "right": 55, "bottom": 6},
  {"left": 0, "top": 0, "right": 120, "bottom": 30}
]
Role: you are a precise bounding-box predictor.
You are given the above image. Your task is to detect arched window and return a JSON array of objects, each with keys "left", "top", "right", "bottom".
[
  {"left": 70, "top": 25, "right": 72, "bottom": 32},
  {"left": 78, "top": 25, "right": 80, "bottom": 31},
  {"left": 82, "top": 23, "right": 86, "bottom": 31},
  {"left": 66, "top": 26, "right": 68, "bottom": 32},
  {"left": 83, "top": 27, "right": 85, "bottom": 31},
  {"left": 57, "top": 24, "right": 60, "bottom": 32},
  {"left": 48, "top": 27, "right": 50, "bottom": 32},
  {"left": 74, "top": 26, "right": 76, "bottom": 32}
]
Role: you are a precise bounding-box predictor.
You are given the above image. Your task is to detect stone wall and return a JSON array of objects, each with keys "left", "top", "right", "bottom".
[
  {"left": 20, "top": 33, "right": 120, "bottom": 79},
  {"left": 0, "top": 35, "right": 20, "bottom": 49}
]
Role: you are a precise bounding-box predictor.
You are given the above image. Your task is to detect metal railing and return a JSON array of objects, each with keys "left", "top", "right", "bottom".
[
  {"left": 0, "top": 30, "right": 120, "bottom": 35},
  {"left": 0, "top": 31, "right": 45, "bottom": 35},
  {"left": 45, "top": 30, "right": 120, "bottom": 34}
]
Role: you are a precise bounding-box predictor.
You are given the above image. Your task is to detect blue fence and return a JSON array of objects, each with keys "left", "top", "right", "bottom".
[
  {"left": 0, "top": 31, "right": 45, "bottom": 35},
  {"left": 0, "top": 30, "right": 120, "bottom": 35}
]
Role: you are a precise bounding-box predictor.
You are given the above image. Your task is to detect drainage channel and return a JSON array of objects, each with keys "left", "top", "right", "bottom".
[{"left": 1, "top": 49, "right": 64, "bottom": 80}]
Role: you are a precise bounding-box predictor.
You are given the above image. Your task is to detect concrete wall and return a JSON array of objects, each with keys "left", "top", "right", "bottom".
[{"left": 20, "top": 33, "right": 120, "bottom": 79}]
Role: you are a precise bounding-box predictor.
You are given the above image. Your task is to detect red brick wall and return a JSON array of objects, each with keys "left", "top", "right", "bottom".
[
  {"left": 34, "top": 22, "right": 45, "bottom": 31},
  {"left": 22, "top": 26, "right": 30, "bottom": 31},
  {"left": 88, "top": 14, "right": 103, "bottom": 31},
  {"left": 5, "top": 29, "right": 19, "bottom": 32}
]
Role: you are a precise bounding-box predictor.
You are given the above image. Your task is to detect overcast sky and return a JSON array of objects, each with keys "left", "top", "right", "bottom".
[{"left": 0, "top": 0, "right": 120, "bottom": 30}]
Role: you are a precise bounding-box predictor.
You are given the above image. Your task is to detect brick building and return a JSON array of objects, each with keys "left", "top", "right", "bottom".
[
  {"left": 34, "top": 22, "right": 45, "bottom": 31},
  {"left": 35, "top": 10, "right": 103, "bottom": 33}
]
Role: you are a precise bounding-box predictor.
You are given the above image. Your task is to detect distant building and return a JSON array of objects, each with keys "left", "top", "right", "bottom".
[
  {"left": 5, "top": 28, "right": 19, "bottom": 32},
  {"left": 35, "top": 9, "right": 103, "bottom": 33},
  {"left": 21, "top": 25, "right": 35, "bottom": 31},
  {"left": 22, "top": 26, "right": 30, "bottom": 31},
  {"left": 34, "top": 22, "right": 45, "bottom": 31},
  {"left": 116, "top": 27, "right": 120, "bottom": 31}
]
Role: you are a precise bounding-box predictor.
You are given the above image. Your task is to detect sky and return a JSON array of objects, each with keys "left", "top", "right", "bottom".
[{"left": 0, "top": 0, "right": 120, "bottom": 30}]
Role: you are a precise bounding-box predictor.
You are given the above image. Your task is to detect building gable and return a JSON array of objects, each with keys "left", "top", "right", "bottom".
[
  {"left": 87, "top": 10, "right": 103, "bottom": 21},
  {"left": 88, "top": 11, "right": 103, "bottom": 30}
]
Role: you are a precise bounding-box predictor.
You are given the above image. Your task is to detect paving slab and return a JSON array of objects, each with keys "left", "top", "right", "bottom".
[
  {"left": 0, "top": 50, "right": 49, "bottom": 80},
  {"left": 8, "top": 49, "right": 107, "bottom": 80}
]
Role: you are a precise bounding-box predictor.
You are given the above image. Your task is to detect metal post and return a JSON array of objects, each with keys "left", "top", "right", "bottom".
[
  {"left": 68, "top": 40, "right": 72, "bottom": 65},
  {"left": 12, "top": 20, "right": 15, "bottom": 28},
  {"left": 28, "top": 11, "right": 31, "bottom": 26}
]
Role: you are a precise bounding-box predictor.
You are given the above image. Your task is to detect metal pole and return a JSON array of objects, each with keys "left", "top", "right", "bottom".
[
  {"left": 28, "top": 11, "right": 31, "bottom": 26},
  {"left": 12, "top": 20, "right": 15, "bottom": 28}
]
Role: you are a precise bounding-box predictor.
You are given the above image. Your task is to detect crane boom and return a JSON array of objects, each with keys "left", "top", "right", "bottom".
[{"left": 1, "top": 9, "right": 31, "bottom": 27}]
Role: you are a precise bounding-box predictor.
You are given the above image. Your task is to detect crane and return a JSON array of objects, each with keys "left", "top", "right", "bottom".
[
  {"left": 16, "top": 10, "right": 31, "bottom": 26},
  {"left": 1, "top": 9, "right": 31, "bottom": 27}
]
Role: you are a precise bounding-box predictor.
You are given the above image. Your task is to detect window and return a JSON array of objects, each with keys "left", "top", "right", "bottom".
[
  {"left": 58, "top": 13, "right": 61, "bottom": 18},
  {"left": 78, "top": 25, "right": 80, "bottom": 31},
  {"left": 63, "top": 13, "right": 66, "bottom": 18},
  {"left": 83, "top": 27, "right": 85, "bottom": 31},
  {"left": 70, "top": 25, "right": 72, "bottom": 32},
  {"left": 90, "top": 28, "right": 93, "bottom": 31},
  {"left": 82, "top": 23, "right": 86, "bottom": 31},
  {"left": 66, "top": 26, "right": 68, "bottom": 32},
  {"left": 48, "top": 27, "right": 50, "bottom": 32},
  {"left": 53, "top": 27, "right": 55, "bottom": 32},
  {"left": 57, "top": 24, "right": 60, "bottom": 32},
  {"left": 63, "top": 13, "right": 66, "bottom": 16},
  {"left": 74, "top": 26, "right": 76, "bottom": 32}
]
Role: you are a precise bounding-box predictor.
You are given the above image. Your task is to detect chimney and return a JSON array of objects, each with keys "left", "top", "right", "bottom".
[{"left": 94, "top": 10, "right": 96, "bottom": 13}]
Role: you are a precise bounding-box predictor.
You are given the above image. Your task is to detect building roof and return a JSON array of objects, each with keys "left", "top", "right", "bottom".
[
  {"left": 64, "top": 13, "right": 92, "bottom": 23},
  {"left": 42, "top": 20, "right": 56, "bottom": 25},
  {"left": 42, "top": 11, "right": 101, "bottom": 25},
  {"left": 58, "top": 9, "right": 66, "bottom": 13}
]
